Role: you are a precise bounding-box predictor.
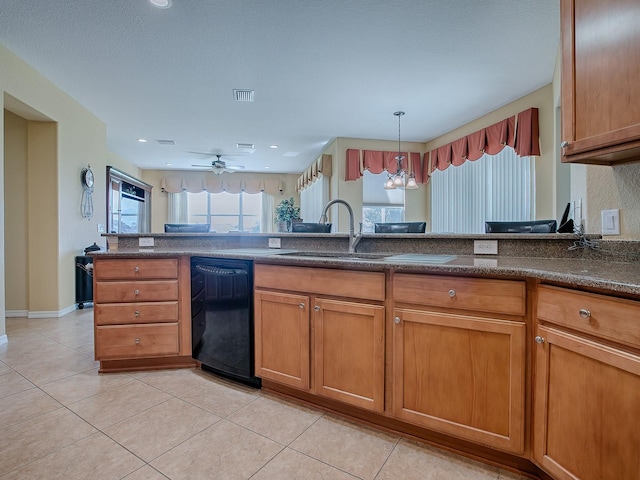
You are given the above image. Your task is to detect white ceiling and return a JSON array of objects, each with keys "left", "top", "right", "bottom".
[{"left": 0, "top": 0, "right": 560, "bottom": 174}]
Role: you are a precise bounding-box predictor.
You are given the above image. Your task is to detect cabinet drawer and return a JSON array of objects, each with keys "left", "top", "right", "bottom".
[
  {"left": 255, "top": 264, "right": 385, "bottom": 301},
  {"left": 393, "top": 274, "right": 525, "bottom": 316},
  {"left": 95, "top": 302, "right": 179, "bottom": 325},
  {"left": 94, "top": 258, "right": 178, "bottom": 280},
  {"left": 95, "top": 280, "right": 179, "bottom": 303},
  {"left": 95, "top": 323, "right": 179, "bottom": 359},
  {"left": 537, "top": 285, "right": 640, "bottom": 349}
]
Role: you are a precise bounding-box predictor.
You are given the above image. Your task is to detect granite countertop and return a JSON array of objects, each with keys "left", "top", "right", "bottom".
[{"left": 92, "top": 247, "right": 640, "bottom": 296}]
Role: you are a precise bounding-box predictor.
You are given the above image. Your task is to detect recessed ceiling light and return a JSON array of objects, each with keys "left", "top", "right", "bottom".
[
  {"left": 137, "top": 138, "right": 147, "bottom": 143},
  {"left": 165, "top": 163, "right": 172, "bottom": 166},
  {"left": 148, "top": 0, "right": 171, "bottom": 8},
  {"left": 264, "top": 166, "right": 270, "bottom": 169},
  {"left": 269, "top": 145, "right": 278, "bottom": 149}
]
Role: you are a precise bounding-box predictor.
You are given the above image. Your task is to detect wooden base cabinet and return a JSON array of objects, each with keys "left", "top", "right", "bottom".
[
  {"left": 392, "top": 308, "right": 526, "bottom": 453},
  {"left": 534, "top": 285, "right": 640, "bottom": 480},
  {"left": 391, "top": 273, "right": 527, "bottom": 454},
  {"left": 314, "top": 298, "right": 385, "bottom": 412},
  {"left": 254, "top": 290, "right": 310, "bottom": 389},
  {"left": 93, "top": 256, "right": 194, "bottom": 372},
  {"left": 254, "top": 264, "right": 386, "bottom": 412}
]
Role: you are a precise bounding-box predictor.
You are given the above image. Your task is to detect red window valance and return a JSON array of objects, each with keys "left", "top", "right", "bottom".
[
  {"left": 346, "top": 149, "right": 423, "bottom": 182},
  {"left": 423, "top": 107, "right": 539, "bottom": 183}
]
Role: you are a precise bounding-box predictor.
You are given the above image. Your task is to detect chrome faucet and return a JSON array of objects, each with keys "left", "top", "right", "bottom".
[{"left": 319, "top": 199, "right": 362, "bottom": 253}]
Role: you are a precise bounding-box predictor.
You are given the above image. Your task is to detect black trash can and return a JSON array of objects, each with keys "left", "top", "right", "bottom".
[{"left": 75, "top": 255, "right": 94, "bottom": 309}]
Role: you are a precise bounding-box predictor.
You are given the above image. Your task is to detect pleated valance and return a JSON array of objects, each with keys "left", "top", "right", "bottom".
[
  {"left": 345, "top": 149, "right": 423, "bottom": 182},
  {"left": 160, "top": 172, "right": 285, "bottom": 195},
  {"left": 423, "top": 107, "right": 540, "bottom": 183},
  {"left": 296, "top": 154, "right": 332, "bottom": 192}
]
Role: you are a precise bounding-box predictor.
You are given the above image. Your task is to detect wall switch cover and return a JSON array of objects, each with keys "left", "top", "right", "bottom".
[
  {"left": 601, "top": 209, "right": 620, "bottom": 235},
  {"left": 474, "top": 240, "right": 498, "bottom": 255},
  {"left": 97, "top": 223, "right": 105, "bottom": 233},
  {"left": 268, "top": 237, "right": 281, "bottom": 248},
  {"left": 138, "top": 237, "right": 154, "bottom": 247}
]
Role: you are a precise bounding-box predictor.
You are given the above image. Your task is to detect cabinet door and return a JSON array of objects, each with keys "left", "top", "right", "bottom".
[
  {"left": 533, "top": 326, "right": 640, "bottom": 480},
  {"left": 254, "top": 290, "right": 310, "bottom": 389},
  {"left": 393, "top": 308, "right": 526, "bottom": 453},
  {"left": 561, "top": 0, "right": 640, "bottom": 164},
  {"left": 313, "top": 298, "right": 385, "bottom": 412}
]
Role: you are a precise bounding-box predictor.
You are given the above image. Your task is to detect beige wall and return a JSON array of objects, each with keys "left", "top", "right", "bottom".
[
  {"left": 3, "top": 111, "right": 28, "bottom": 311},
  {"left": 1, "top": 43, "right": 139, "bottom": 323}
]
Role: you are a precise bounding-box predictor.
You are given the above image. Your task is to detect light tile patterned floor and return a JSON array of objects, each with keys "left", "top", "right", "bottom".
[{"left": 0, "top": 309, "right": 531, "bottom": 479}]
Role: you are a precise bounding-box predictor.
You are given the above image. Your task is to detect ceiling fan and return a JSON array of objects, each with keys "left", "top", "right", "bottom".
[{"left": 191, "top": 155, "right": 246, "bottom": 175}]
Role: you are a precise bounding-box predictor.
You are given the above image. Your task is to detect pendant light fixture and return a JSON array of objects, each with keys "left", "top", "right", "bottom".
[{"left": 384, "top": 111, "right": 418, "bottom": 190}]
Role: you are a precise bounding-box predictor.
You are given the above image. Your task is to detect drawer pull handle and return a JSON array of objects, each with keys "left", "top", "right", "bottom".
[
  {"left": 314, "top": 306, "right": 320, "bottom": 311},
  {"left": 448, "top": 289, "right": 456, "bottom": 298},
  {"left": 135, "top": 338, "right": 140, "bottom": 345},
  {"left": 535, "top": 336, "right": 545, "bottom": 344},
  {"left": 394, "top": 316, "right": 401, "bottom": 324},
  {"left": 134, "top": 289, "right": 140, "bottom": 295},
  {"left": 134, "top": 310, "right": 140, "bottom": 316},
  {"left": 579, "top": 308, "right": 591, "bottom": 319},
  {"left": 134, "top": 266, "right": 139, "bottom": 273},
  {"left": 298, "top": 303, "right": 305, "bottom": 309}
]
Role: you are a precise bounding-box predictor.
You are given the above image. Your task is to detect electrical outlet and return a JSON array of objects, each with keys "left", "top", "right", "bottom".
[
  {"left": 601, "top": 209, "right": 620, "bottom": 235},
  {"left": 138, "top": 237, "right": 154, "bottom": 247},
  {"left": 474, "top": 240, "right": 498, "bottom": 255},
  {"left": 268, "top": 237, "right": 281, "bottom": 248}
]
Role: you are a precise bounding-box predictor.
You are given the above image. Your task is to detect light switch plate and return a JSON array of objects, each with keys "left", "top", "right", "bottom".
[
  {"left": 138, "top": 237, "right": 154, "bottom": 247},
  {"left": 268, "top": 237, "right": 281, "bottom": 248},
  {"left": 601, "top": 209, "right": 620, "bottom": 235},
  {"left": 474, "top": 239, "right": 498, "bottom": 255}
]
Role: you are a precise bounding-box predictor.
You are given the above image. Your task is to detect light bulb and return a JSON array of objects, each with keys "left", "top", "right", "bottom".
[
  {"left": 405, "top": 176, "right": 418, "bottom": 189},
  {"left": 393, "top": 175, "right": 404, "bottom": 187},
  {"left": 384, "top": 177, "right": 396, "bottom": 190}
]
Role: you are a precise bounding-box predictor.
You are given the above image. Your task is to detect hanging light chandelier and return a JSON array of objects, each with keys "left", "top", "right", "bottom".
[{"left": 384, "top": 111, "right": 418, "bottom": 190}]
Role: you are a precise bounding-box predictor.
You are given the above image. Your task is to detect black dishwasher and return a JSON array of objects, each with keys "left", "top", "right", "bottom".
[{"left": 191, "top": 257, "right": 260, "bottom": 388}]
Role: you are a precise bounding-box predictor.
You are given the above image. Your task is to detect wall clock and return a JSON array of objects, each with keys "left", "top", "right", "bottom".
[{"left": 81, "top": 165, "right": 94, "bottom": 219}]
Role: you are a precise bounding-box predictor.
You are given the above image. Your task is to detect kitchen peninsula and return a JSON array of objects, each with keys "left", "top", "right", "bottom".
[{"left": 92, "top": 232, "right": 640, "bottom": 480}]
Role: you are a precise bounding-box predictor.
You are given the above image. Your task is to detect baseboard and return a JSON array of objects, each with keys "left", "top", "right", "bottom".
[
  {"left": 27, "top": 304, "right": 78, "bottom": 319},
  {"left": 5, "top": 310, "right": 28, "bottom": 318},
  {"left": 0, "top": 335, "right": 7, "bottom": 346}
]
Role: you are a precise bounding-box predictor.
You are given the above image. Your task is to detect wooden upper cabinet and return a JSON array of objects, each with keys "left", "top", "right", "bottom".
[{"left": 561, "top": 0, "right": 640, "bottom": 164}]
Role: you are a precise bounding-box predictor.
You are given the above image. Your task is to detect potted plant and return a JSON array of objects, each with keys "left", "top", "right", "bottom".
[{"left": 275, "top": 197, "right": 300, "bottom": 232}]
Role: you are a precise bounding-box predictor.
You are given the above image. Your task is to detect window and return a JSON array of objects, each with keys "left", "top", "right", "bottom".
[
  {"left": 430, "top": 149, "right": 534, "bottom": 234},
  {"left": 361, "top": 170, "right": 404, "bottom": 233},
  {"left": 187, "top": 192, "right": 263, "bottom": 232},
  {"left": 107, "top": 167, "right": 152, "bottom": 233}
]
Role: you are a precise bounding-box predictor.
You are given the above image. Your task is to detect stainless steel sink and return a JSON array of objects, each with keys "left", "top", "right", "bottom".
[
  {"left": 276, "top": 251, "right": 389, "bottom": 260},
  {"left": 382, "top": 254, "right": 457, "bottom": 264}
]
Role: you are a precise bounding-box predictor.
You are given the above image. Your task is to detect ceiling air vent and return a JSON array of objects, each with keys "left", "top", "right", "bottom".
[
  {"left": 237, "top": 143, "right": 255, "bottom": 150},
  {"left": 233, "top": 89, "right": 254, "bottom": 102},
  {"left": 156, "top": 139, "right": 176, "bottom": 146}
]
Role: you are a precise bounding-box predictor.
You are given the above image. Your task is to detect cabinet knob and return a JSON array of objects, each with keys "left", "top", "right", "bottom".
[
  {"left": 134, "top": 289, "right": 140, "bottom": 295},
  {"left": 448, "top": 289, "right": 456, "bottom": 298},
  {"left": 394, "top": 316, "right": 401, "bottom": 324},
  {"left": 535, "top": 336, "right": 545, "bottom": 344},
  {"left": 314, "top": 306, "right": 320, "bottom": 311},
  {"left": 135, "top": 338, "right": 140, "bottom": 345},
  {"left": 560, "top": 140, "right": 569, "bottom": 148},
  {"left": 134, "top": 310, "right": 140, "bottom": 316},
  {"left": 134, "top": 266, "right": 139, "bottom": 273},
  {"left": 579, "top": 308, "right": 591, "bottom": 319},
  {"left": 298, "top": 303, "right": 305, "bottom": 309}
]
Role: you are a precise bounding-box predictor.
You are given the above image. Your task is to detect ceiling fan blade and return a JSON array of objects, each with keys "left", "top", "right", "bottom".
[{"left": 191, "top": 164, "right": 213, "bottom": 168}]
